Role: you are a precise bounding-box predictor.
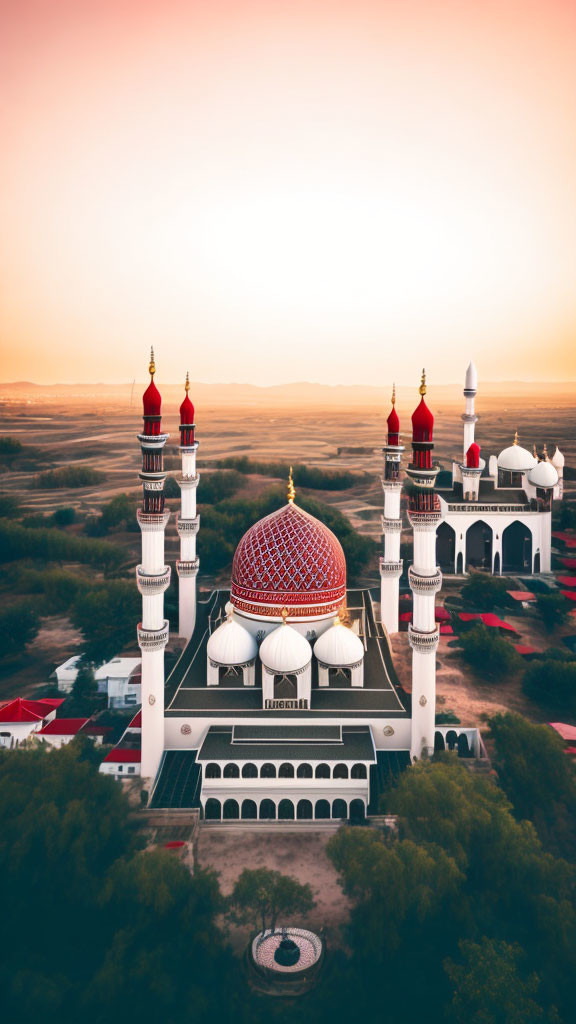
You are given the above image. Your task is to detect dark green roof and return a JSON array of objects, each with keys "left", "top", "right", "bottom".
[{"left": 198, "top": 725, "right": 375, "bottom": 762}]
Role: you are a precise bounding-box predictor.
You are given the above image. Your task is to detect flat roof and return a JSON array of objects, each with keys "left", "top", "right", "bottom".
[{"left": 198, "top": 725, "right": 375, "bottom": 762}]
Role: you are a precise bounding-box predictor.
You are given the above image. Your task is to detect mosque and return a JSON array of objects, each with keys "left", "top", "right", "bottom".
[{"left": 115, "top": 353, "right": 564, "bottom": 819}]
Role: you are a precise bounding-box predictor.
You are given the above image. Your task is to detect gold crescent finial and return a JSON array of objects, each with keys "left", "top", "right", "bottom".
[
  {"left": 391, "top": 382, "right": 396, "bottom": 406},
  {"left": 149, "top": 347, "right": 155, "bottom": 377},
  {"left": 513, "top": 430, "right": 519, "bottom": 445},
  {"left": 287, "top": 466, "right": 296, "bottom": 504},
  {"left": 419, "top": 368, "right": 427, "bottom": 396},
  {"left": 281, "top": 607, "right": 289, "bottom": 624},
  {"left": 185, "top": 371, "right": 190, "bottom": 393}
]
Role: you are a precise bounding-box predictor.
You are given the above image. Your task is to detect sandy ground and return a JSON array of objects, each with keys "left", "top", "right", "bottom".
[{"left": 196, "top": 827, "right": 352, "bottom": 950}]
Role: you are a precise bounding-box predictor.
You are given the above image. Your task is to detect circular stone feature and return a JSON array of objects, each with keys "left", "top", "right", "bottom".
[{"left": 251, "top": 927, "right": 323, "bottom": 976}]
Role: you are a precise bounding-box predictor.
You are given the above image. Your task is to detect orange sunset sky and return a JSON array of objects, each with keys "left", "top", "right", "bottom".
[{"left": 1, "top": 0, "right": 576, "bottom": 387}]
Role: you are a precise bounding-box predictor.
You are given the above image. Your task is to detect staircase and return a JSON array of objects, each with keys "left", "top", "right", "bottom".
[{"left": 150, "top": 751, "right": 202, "bottom": 809}]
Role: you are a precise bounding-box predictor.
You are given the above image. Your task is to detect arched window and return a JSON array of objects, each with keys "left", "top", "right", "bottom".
[
  {"left": 261, "top": 763, "right": 276, "bottom": 778},
  {"left": 204, "top": 798, "right": 221, "bottom": 820},
  {"left": 241, "top": 762, "right": 257, "bottom": 778},
  {"left": 328, "top": 667, "right": 351, "bottom": 687},
  {"left": 297, "top": 763, "right": 312, "bottom": 778},
  {"left": 279, "top": 762, "right": 294, "bottom": 778},
  {"left": 223, "top": 799, "right": 239, "bottom": 819},
  {"left": 332, "top": 798, "right": 347, "bottom": 819},
  {"left": 315, "top": 763, "right": 330, "bottom": 779},
  {"left": 434, "top": 732, "right": 445, "bottom": 752},
  {"left": 241, "top": 799, "right": 257, "bottom": 819},
  {"left": 259, "top": 799, "right": 276, "bottom": 820},
  {"left": 333, "top": 763, "right": 349, "bottom": 779},
  {"left": 278, "top": 799, "right": 295, "bottom": 820},
  {"left": 223, "top": 763, "right": 239, "bottom": 778},
  {"left": 297, "top": 799, "right": 313, "bottom": 819},
  {"left": 204, "top": 762, "right": 221, "bottom": 778},
  {"left": 351, "top": 763, "right": 367, "bottom": 779},
  {"left": 315, "top": 799, "right": 330, "bottom": 819},
  {"left": 349, "top": 799, "right": 365, "bottom": 822}
]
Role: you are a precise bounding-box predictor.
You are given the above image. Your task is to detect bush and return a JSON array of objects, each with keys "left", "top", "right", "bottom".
[
  {"left": 0, "top": 520, "right": 123, "bottom": 570},
  {"left": 536, "top": 593, "right": 569, "bottom": 632},
  {"left": 52, "top": 507, "right": 76, "bottom": 527},
  {"left": 0, "top": 601, "right": 40, "bottom": 657},
  {"left": 14, "top": 567, "right": 85, "bottom": 613},
  {"left": 33, "top": 466, "right": 104, "bottom": 489},
  {"left": 460, "top": 572, "right": 512, "bottom": 610},
  {"left": 213, "top": 456, "right": 360, "bottom": 490},
  {"left": 70, "top": 581, "right": 141, "bottom": 662},
  {"left": 0, "top": 495, "right": 21, "bottom": 518},
  {"left": 458, "top": 623, "right": 521, "bottom": 680},
  {"left": 522, "top": 658, "right": 576, "bottom": 715}
]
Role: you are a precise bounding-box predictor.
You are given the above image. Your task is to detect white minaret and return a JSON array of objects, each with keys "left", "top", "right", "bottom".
[
  {"left": 406, "top": 370, "right": 443, "bottom": 761},
  {"left": 176, "top": 372, "right": 200, "bottom": 639},
  {"left": 380, "top": 385, "right": 404, "bottom": 635},
  {"left": 462, "top": 360, "right": 478, "bottom": 460},
  {"left": 136, "top": 349, "right": 171, "bottom": 783}
]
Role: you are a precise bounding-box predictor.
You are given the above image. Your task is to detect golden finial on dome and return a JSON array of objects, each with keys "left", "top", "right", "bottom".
[
  {"left": 185, "top": 371, "right": 190, "bottom": 393},
  {"left": 513, "top": 430, "right": 519, "bottom": 445},
  {"left": 281, "top": 607, "right": 289, "bottom": 624},
  {"left": 419, "top": 369, "right": 427, "bottom": 396},
  {"left": 149, "top": 347, "right": 156, "bottom": 377},
  {"left": 543, "top": 443, "right": 549, "bottom": 461},
  {"left": 533, "top": 444, "right": 538, "bottom": 459},
  {"left": 287, "top": 466, "right": 296, "bottom": 504},
  {"left": 391, "top": 382, "right": 396, "bottom": 406}
]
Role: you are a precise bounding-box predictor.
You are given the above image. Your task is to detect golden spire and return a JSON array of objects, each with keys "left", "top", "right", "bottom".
[
  {"left": 185, "top": 370, "right": 190, "bottom": 393},
  {"left": 543, "top": 443, "right": 549, "bottom": 461},
  {"left": 287, "top": 466, "right": 296, "bottom": 504},
  {"left": 391, "top": 382, "right": 396, "bottom": 406},
  {"left": 281, "top": 607, "right": 289, "bottom": 624},
  {"left": 419, "top": 368, "right": 427, "bottom": 396},
  {"left": 533, "top": 444, "right": 539, "bottom": 460},
  {"left": 513, "top": 430, "right": 519, "bottom": 445},
  {"left": 149, "top": 346, "right": 155, "bottom": 377}
]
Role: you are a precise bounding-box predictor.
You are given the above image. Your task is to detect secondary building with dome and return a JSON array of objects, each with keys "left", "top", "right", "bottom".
[{"left": 112, "top": 351, "right": 564, "bottom": 820}]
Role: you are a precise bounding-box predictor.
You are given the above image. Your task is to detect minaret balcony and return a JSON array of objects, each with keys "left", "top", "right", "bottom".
[
  {"left": 136, "top": 565, "right": 171, "bottom": 595},
  {"left": 137, "top": 432, "right": 170, "bottom": 449},
  {"left": 379, "top": 557, "right": 403, "bottom": 577},
  {"left": 176, "top": 514, "right": 200, "bottom": 536},
  {"left": 407, "top": 509, "right": 442, "bottom": 529},
  {"left": 176, "top": 474, "right": 200, "bottom": 489},
  {"left": 408, "top": 624, "right": 439, "bottom": 653},
  {"left": 176, "top": 558, "right": 200, "bottom": 577},
  {"left": 137, "top": 620, "right": 169, "bottom": 651},
  {"left": 178, "top": 441, "right": 199, "bottom": 454},
  {"left": 461, "top": 412, "right": 478, "bottom": 424},
  {"left": 137, "top": 509, "right": 171, "bottom": 531},
  {"left": 381, "top": 476, "right": 403, "bottom": 492},
  {"left": 381, "top": 516, "right": 402, "bottom": 533},
  {"left": 140, "top": 475, "right": 167, "bottom": 490},
  {"left": 408, "top": 566, "right": 442, "bottom": 594},
  {"left": 405, "top": 466, "right": 439, "bottom": 488}
]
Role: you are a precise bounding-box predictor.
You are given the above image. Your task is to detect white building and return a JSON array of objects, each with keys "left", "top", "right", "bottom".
[
  {"left": 36, "top": 718, "right": 105, "bottom": 749},
  {"left": 0, "top": 698, "right": 65, "bottom": 749},
  {"left": 95, "top": 659, "right": 141, "bottom": 708}
]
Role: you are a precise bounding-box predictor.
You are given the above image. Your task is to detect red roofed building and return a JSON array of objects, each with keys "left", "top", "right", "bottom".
[
  {"left": 0, "top": 697, "right": 65, "bottom": 749},
  {"left": 37, "top": 717, "right": 106, "bottom": 749},
  {"left": 100, "top": 748, "right": 141, "bottom": 777}
]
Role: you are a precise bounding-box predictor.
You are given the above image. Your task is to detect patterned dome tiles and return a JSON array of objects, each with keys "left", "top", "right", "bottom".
[{"left": 231, "top": 503, "right": 346, "bottom": 612}]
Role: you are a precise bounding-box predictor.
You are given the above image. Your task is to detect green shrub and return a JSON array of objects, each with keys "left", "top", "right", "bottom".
[
  {"left": 0, "top": 600, "right": 40, "bottom": 657},
  {"left": 213, "top": 456, "right": 360, "bottom": 490},
  {"left": 0, "top": 520, "right": 123, "bottom": 569},
  {"left": 458, "top": 623, "right": 521, "bottom": 680},
  {"left": 52, "top": 507, "right": 77, "bottom": 527},
  {"left": 0, "top": 495, "right": 21, "bottom": 518},
  {"left": 33, "top": 466, "right": 104, "bottom": 489},
  {"left": 460, "top": 572, "right": 512, "bottom": 610},
  {"left": 522, "top": 658, "right": 576, "bottom": 715},
  {"left": 536, "top": 592, "right": 569, "bottom": 632}
]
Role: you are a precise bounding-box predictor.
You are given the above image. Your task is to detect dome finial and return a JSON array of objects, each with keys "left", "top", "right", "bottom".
[
  {"left": 419, "top": 368, "right": 427, "bottom": 396},
  {"left": 391, "top": 382, "right": 396, "bottom": 406},
  {"left": 149, "top": 347, "right": 155, "bottom": 377},
  {"left": 543, "top": 443, "right": 549, "bottom": 461},
  {"left": 533, "top": 443, "right": 538, "bottom": 459},
  {"left": 281, "top": 606, "right": 289, "bottom": 624},
  {"left": 185, "top": 370, "right": 190, "bottom": 393},
  {"left": 513, "top": 430, "right": 519, "bottom": 445},
  {"left": 287, "top": 466, "right": 296, "bottom": 504}
]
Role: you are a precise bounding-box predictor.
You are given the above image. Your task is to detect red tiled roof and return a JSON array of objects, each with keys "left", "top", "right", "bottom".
[
  {"left": 557, "top": 576, "right": 576, "bottom": 587},
  {"left": 128, "top": 710, "right": 142, "bottom": 728},
  {"left": 435, "top": 607, "right": 451, "bottom": 622},
  {"left": 440, "top": 624, "right": 454, "bottom": 635},
  {"left": 513, "top": 645, "right": 538, "bottom": 656},
  {"left": 38, "top": 718, "right": 89, "bottom": 736},
  {"left": 0, "top": 697, "right": 65, "bottom": 723},
  {"left": 507, "top": 591, "right": 536, "bottom": 602},
  {"left": 561, "top": 591, "right": 576, "bottom": 602},
  {"left": 549, "top": 722, "right": 576, "bottom": 742},
  {"left": 103, "top": 748, "right": 141, "bottom": 763},
  {"left": 458, "top": 612, "right": 517, "bottom": 632}
]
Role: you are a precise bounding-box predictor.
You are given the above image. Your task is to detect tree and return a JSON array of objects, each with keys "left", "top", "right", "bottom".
[
  {"left": 458, "top": 623, "right": 521, "bottom": 680},
  {"left": 522, "top": 658, "right": 576, "bottom": 715},
  {"left": 460, "top": 572, "right": 511, "bottom": 611},
  {"left": 536, "top": 593, "right": 569, "bottom": 632},
  {"left": 0, "top": 494, "right": 21, "bottom": 518},
  {"left": 66, "top": 660, "right": 99, "bottom": 716},
  {"left": 52, "top": 506, "right": 77, "bottom": 527},
  {"left": 70, "top": 581, "right": 141, "bottom": 662},
  {"left": 444, "top": 938, "right": 546, "bottom": 1024},
  {"left": 0, "top": 601, "right": 39, "bottom": 658},
  {"left": 229, "top": 867, "right": 315, "bottom": 934},
  {"left": 488, "top": 713, "right": 576, "bottom": 860}
]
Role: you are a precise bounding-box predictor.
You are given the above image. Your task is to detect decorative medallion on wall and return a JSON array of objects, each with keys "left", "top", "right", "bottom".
[
  {"left": 181, "top": 724, "right": 192, "bottom": 735},
  {"left": 383, "top": 725, "right": 395, "bottom": 737},
  {"left": 419, "top": 695, "right": 427, "bottom": 706},
  {"left": 148, "top": 694, "right": 156, "bottom": 705}
]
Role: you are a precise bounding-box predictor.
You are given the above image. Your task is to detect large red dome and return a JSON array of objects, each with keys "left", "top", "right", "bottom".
[{"left": 231, "top": 502, "right": 347, "bottom": 618}]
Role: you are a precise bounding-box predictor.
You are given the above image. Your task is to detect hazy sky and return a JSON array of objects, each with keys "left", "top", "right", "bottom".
[{"left": 1, "top": 0, "right": 576, "bottom": 386}]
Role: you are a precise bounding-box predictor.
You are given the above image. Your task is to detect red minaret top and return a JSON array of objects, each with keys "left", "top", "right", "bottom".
[
  {"left": 180, "top": 372, "right": 195, "bottom": 424},
  {"left": 387, "top": 384, "right": 400, "bottom": 446},
  {"left": 466, "top": 441, "right": 480, "bottom": 468},
  {"left": 142, "top": 348, "right": 162, "bottom": 435},
  {"left": 411, "top": 369, "right": 434, "bottom": 443}
]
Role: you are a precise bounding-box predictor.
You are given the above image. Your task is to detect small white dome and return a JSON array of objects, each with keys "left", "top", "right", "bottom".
[
  {"left": 497, "top": 441, "right": 537, "bottom": 472},
  {"left": 260, "top": 624, "right": 312, "bottom": 673},
  {"left": 207, "top": 618, "right": 258, "bottom": 666},
  {"left": 528, "top": 461, "right": 559, "bottom": 489},
  {"left": 314, "top": 623, "right": 364, "bottom": 666},
  {"left": 464, "top": 361, "right": 478, "bottom": 392},
  {"left": 551, "top": 446, "right": 565, "bottom": 469}
]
